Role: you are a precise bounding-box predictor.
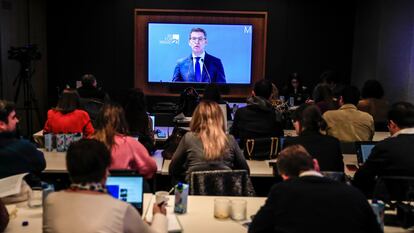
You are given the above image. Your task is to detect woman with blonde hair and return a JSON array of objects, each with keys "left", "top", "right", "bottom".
[
  {"left": 92, "top": 103, "right": 157, "bottom": 179},
  {"left": 169, "top": 101, "right": 249, "bottom": 182}
]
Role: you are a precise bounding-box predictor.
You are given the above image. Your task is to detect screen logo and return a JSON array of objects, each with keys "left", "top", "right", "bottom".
[
  {"left": 160, "top": 34, "right": 180, "bottom": 45},
  {"left": 244, "top": 26, "right": 252, "bottom": 34}
]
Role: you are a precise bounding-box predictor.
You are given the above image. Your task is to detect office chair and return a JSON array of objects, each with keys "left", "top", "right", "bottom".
[
  {"left": 243, "top": 137, "right": 279, "bottom": 160},
  {"left": 189, "top": 170, "right": 255, "bottom": 196},
  {"left": 79, "top": 98, "right": 104, "bottom": 127},
  {"left": 373, "top": 176, "right": 414, "bottom": 228},
  {"left": 320, "top": 171, "right": 349, "bottom": 184}
]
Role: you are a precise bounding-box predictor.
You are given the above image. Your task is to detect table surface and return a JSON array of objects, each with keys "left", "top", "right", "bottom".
[
  {"left": 162, "top": 154, "right": 359, "bottom": 178},
  {"left": 39, "top": 129, "right": 389, "bottom": 176},
  {"left": 42, "top": 148, "right": 358, "bottom": 178},
  {"left": 5, "top": 194, "right": 411, "bottom": 233},
  {"left": 41, "top": 149, "right": 164, "bottom": 174}
]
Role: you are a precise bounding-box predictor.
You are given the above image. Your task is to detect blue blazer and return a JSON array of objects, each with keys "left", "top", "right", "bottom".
[{"left": 172, "top": 53, "right": 226, "bottom": 83}]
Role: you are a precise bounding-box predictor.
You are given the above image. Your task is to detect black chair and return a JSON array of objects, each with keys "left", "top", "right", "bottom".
[
  {"left": 189, "top": 170, "right": 255, "bottom": 196},
  {"left": 320, "top": 171, "right": 349, "bottom": 184},
  {"left": 79, "top": 98, "right": 104, "bottom": 127},
  {"left": 340, "top": 141, "right": 356, "bottom": 154},
  {"left": 153, "top": 112, "right": 176, "bottom": 127},
  {"left": 373, "top": 176, "right": 414, "bottom": 228}
]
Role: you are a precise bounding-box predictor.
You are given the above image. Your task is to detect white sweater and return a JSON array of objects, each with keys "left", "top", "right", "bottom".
[{"left": 43, "top": 191, "right": 167, "bottom": 233}]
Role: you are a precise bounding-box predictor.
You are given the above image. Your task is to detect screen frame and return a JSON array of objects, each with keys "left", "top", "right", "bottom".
[
  {"left": 106, "top": 171, "right": 144, "bottom": 214},
  {"left": 355, "top": 141, "right": 377, "bottom": 164},
  {"left": 134, "top": 9, "right": 268, "bottom": 97}
]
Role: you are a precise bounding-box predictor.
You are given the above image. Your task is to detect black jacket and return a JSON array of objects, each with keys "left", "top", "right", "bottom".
[
  {"left": 249, "top": 176, "right": 382, "bottom": 233},
  {"left": 284, "top": 130, "right": 344, "bottom": 172},
  {"left": 353, "top": 133, "right": 414, "bottom": 196},
  {"left": 230, "top": 96, "right": 283, "bottom": 148},
  {"left": 0, "top": 133, "right": 46, "bottom": 179}
]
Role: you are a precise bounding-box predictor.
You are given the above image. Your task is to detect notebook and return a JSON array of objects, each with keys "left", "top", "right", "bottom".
[
  {"left": 145, "top": 195, "right": 183, "bottom": 233},
  {"left": 355, "top": 141, "right": 377, "bottom": 164},
  {"left": 106, "top": 172, "right": 144, "bottom": 214}
]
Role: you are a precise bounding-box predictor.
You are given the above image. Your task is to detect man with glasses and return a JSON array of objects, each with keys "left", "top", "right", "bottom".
[
  {"left": 0, "top": 100, "right": 45, "bottom": 181},
  {"left": 172, "top": 27, "right": 226, "bottom": 83},
  {"left": 353, "top": 102, "right": 414, "bottom": 196}
]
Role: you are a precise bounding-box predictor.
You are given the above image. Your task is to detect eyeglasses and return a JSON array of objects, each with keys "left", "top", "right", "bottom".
[{"left": 190, "top": 37, "right": 206, "bottom": 42}]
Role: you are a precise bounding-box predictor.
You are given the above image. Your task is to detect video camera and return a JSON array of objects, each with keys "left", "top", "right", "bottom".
[{"left": 8, "top": 44, "right": 41, "bottom": 62}]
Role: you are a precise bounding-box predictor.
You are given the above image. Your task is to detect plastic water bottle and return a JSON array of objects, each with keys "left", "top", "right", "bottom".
[{"left": 174, "top": 183, "right": 189, "bottom": 214}]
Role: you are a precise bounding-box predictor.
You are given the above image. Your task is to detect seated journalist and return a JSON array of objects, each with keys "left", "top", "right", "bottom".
[
  {"left": 249, "top": 145, "right": 382, "bottom": 233},
  {"left": 43, "top": 139, "right": 167, "bottom": 233},
  {"left": 172, "top": 27, "right": 226, "bottom": 83},
  {"left": 0, "top": 100, "right": 46, "bottom": 183},
  {"left": 353, "top": 102, "right": 414, "bottom": 196}
]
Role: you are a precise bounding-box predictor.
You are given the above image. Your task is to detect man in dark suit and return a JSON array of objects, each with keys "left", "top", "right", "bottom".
[
  {"left": 172, "top": 28, "right": 226, "bottom": 83},
  {"left": 249, "top": 145, "right": 382, "bottom": 233},
  {"left": 353, "top": 102, "right": 414, "bottom": 196},
  {"left": 230, "top": 79, "right": 283, "bottom": 148}
]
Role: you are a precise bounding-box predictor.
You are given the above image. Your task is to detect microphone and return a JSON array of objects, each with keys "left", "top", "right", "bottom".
[{"left": 201, "top": 58, "right": 211, "bottom": 83}]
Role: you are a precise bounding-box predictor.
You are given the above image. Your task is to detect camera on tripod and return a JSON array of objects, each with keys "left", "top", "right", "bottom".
[{"left": 8, "top": 44, "right": 41, "bottom": 62}]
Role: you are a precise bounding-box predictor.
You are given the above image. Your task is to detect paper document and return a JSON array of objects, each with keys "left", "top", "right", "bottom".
[
  {"left": 0, "top": 173, "right": 28, "bottom": 198},
  {"left": 145, "top": 196, "right": 182, "bottom": 233}
]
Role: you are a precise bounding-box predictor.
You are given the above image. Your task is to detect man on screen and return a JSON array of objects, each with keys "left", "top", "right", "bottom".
[{"left": 172, "top": 28, "right": 226, "bottom": 83}]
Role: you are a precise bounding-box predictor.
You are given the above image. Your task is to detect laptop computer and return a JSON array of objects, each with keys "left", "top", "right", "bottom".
[
  {"left": 355, "top": 141, "right": 377, "bottom": 165},
  {"left": 149, "top": 115, "right": 155, "bottom": 131},
  {"left": 106, "top": 171, "right": 144, "bottom": 214}
]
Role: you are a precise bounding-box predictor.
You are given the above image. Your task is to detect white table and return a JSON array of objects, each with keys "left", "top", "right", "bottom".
[
  {"left": 40, "top": 149, "right": 164, "bottom": 174},
  {"left": 161, "top": 159, "right": 274, "bottom": 177},
  {"left": 283, "top": 130, "right": 390, "bottom": 141},
  {"left": 145, "top": 195, "right": 265, "bottom": 233},
  {"left": 162, "top": 154, "right": 359, "bottom": 178},
  {"left": 6, "top": 194, "right": 410, "bottom": 233}
]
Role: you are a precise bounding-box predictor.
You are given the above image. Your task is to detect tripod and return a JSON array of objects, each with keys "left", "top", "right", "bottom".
[{"left": 13, "top": 59, "right": 42, "bottom": 137}]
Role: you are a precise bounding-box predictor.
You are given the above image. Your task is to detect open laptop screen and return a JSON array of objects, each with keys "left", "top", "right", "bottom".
[
  {"left": 355, "top": 141, "right": 377, "bottom": 164},
  {"left": 149, "top": 115, "right": 155, "bottom": 131},
  {"left": 106, "top": 174, "right": 144, "bottom": 214}
]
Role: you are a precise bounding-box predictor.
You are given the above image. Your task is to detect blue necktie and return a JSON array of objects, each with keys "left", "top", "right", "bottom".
[{"left": 194, "top": 57, "right": 201, "bottom": 82}]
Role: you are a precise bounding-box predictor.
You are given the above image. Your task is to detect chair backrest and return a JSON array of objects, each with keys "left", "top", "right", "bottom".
[
  {"left": 153, "top": 112, "right": 175, "bottom": 127},
  {"left": 374, "top": 176, "right": 414, "bottom": 203},
  {"left": 340, "top": 141, "right": 356, "bottom": 154},
  {"left": 320, "top": 171, "right": 349, "bottom": 184},
  {"left": 189, "top": 170, "right": 255, "bottom": 196},
  {"left": 243, "top": 137, "right": 279, "bottom": 160},
  {"left": 79, "top": 98, "right": 104, "bottom": 126}
]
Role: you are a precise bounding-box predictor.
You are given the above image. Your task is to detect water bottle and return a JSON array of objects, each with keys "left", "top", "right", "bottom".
[
  {"left": 370, "top": 200, "right": 384, "bottom": 231},
  {"left": 44, "top": 133, "right": 53, "bottom": 151},
  {"left": 56, "top": 133, "right": 66, "bottom": 152},
  {"left": 174, "top": 182, "right": 189, "bottom": 214},
  {"left": 289, "top": 97, "right": 295, "bottom": 107},
  {"left": 42, "top": 182, "right": 55, "bottom": 204}
]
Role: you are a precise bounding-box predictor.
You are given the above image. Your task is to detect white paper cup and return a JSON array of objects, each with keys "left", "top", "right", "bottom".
[
  {"left": 155, "top": 191, "right": 169, "bottom": 205},
  {"left": 231, "top": 199, "right": 247, "bottom": 221},
  {"left": 214, "top": 198, "right": 230, "bottom": 219}
]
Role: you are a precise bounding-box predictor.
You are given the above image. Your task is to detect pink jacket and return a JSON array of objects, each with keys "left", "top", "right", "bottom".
[{"left": 110, "top": 135, "right": 157, "bottom": 179}]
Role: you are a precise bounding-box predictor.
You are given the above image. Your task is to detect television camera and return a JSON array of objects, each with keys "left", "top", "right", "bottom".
[{"left": 8, "top": 44, "right": 41, "bottom": 62}]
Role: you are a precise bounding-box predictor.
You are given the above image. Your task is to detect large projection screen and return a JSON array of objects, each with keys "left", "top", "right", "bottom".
[{"left": 134, "top": 9, "right": 268, "bottom": 97}]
